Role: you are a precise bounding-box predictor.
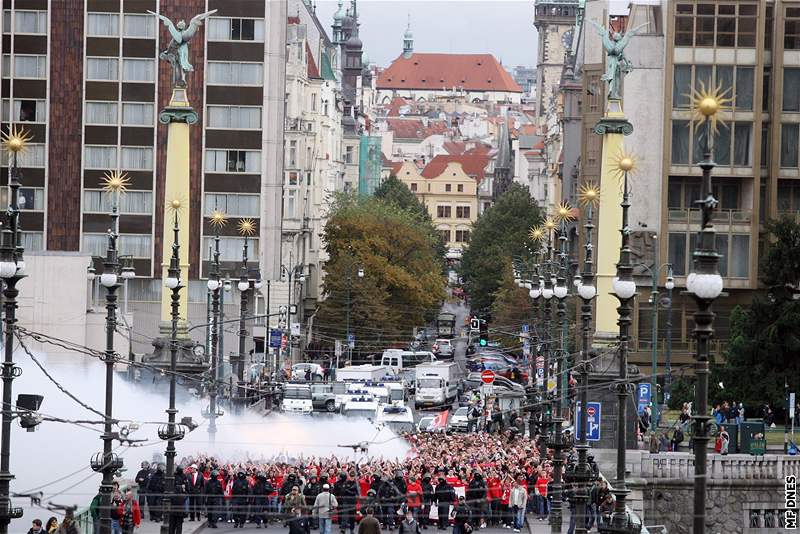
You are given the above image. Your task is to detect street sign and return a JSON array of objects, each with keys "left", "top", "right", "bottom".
[
  {"left": 470, "top": 318, "right": 480, "bottom": 331},
  {"left": 521, "top": 324, "right": 530, "bottom": 357},
  {"left": 269, "top": 329, "right": 282, "bottom": 348},
  {"left": 535, "top": 356, "right": 544, "bottom": 369},
  {"left": 347, "top": 333, "right": 355, "bottom": 349},
  {"left": 576, "top": 401, "right": 602, "bottom": 441},
  {"left": 481, "top": 384, "right": 493, "bottom": 397},
  {"left": 637, "top": 383, "right": 651, "bottom": 414},
  {"left": 547, "top": 377, "right": 556, "bottom": 393},
  {"left": 290, "top": 322, "right": 301, "bottom": 336},
  {"left": 480, "top": 370, "right": 496, "bottom": 384},
  {"left": 334, "top": 340, "right": 343, "bottom": 358},
  {"left": 790, "top": 392, "right": 796, "bottom": 420}
]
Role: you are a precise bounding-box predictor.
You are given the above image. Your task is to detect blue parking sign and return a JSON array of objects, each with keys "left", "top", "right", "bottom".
[
  {"left": 637, "top": 383, "right": 651, "bottom": 415},
  {"left": 269, "top": 328, "right": 282, "bottom": 348},
  {"left": 576, "top": 402, "right": 601, "bottom": 441}
]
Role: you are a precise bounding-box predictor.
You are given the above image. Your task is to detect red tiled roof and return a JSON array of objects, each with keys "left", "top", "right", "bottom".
[
  {"left": 421, "top": 154, "right": 491, "bottom": 183},
  {"left": 388, "top": 96, "right": 410, "bottom": 117},
  {"left": 443, "top": 141, "right": 466, "bottom": 155},
  {"left": 386, "top": 118, "right": 449, "bottom": 140},
  {"left": 306, "top": 43, "right": 320, "bottom": 79},
  {"left": 377, "top": 53, "right": 523, "bottom": 93}
]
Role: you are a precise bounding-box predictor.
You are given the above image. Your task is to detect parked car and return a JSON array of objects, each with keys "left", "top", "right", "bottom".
[
  {"left": 464, "top": 373, "right": 525, "bottom": 393},
  {"left": 433, "top": 339, "right": 454, "bottom": 359},
  {"left": 448, "top": 406, "right": 470, "bottom": 432},
  {"left": 292, "top": 362, "right": 325, "bottom": 381}
]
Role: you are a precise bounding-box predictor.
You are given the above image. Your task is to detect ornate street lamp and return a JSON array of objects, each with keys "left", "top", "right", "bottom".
[
  {"left": 572, "top": 183, "right": 600, "bottom": 534},
  {"left": 236, "top": 218, "right": 257, "bottom": 402},
  {"left": 605, "top": 148, "right": 639, "bottom": 533},
  {"left": 687, "top": 82, "right": 729, "bottom": 534},
  {"left": 91, "top": 171, "right": 130, "bottom": 534},
  {"left": 159, "top": 200, "right": 186, "bottom": 534},
  {"left": 0, "top": 126, "right": 31, "bottom": 534},
  {"left": 540, "top": 218, "right": 556, "bottom": 465},
  {"left": 205, "top": 210, "right": 227, "bottom": 437}
]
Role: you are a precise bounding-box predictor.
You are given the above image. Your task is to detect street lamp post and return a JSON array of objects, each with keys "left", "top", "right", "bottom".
[
  {"left": 664, "top": 266, "right": 674, "bottom": 410},
  {"left": 687, "top": 87, "right": 727, "bottom": 534},
  {"left": 206, "top": 210, "right": 226, "bottom": 438},
  {"left": 344, "top": 258, "right": 364, "bottom": 362},
  {"left": 236, "top": 218, "right": 257, "bottom": 402},
  {"left": 92, "top": 171, "right": 128, "bottom": 534},
  {"left": 607, "top": 152, "right": 637, "bottom": 532},
  {"left": 529, "top": 259, "right": 543, "bottom": 441},
  {"left": 541, "top": 219, "right": 556, "bottom": 461},
  {"left": 0, "top": 127, "right": 29, "bottom": 534},
  {"left": 574, "top": 184, "right": 600, "bottom": 534},
  {"left": 159, "top": 204, "right": 186, "bottom": 534}
]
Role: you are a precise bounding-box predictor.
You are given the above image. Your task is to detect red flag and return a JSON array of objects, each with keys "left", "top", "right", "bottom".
[{"left": 432, "top": 409, "right": 450, "bottom": 429}]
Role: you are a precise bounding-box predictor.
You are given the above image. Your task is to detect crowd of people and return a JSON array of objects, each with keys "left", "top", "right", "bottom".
[{"left": 126, "top": 429, "right": 616, "bottom": 534}]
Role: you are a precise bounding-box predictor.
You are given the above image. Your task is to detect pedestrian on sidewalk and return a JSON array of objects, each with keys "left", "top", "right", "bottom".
[
  {"left": 313, "top": 483, "right": 339, "bottom": 534},
  {"left": 358, "top": 508, "right": 382, "bottom": 534},
  {"left": 509, "top": 478, "right": 527, "bottom": 532},
  {"left": 119, "top": 490, "right": 142, "bottom": 534}
]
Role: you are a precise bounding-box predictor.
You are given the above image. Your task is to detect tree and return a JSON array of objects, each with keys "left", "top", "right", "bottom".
[
  {"left": 314, "top": 193, "right": 446, "bottom": 359},
  {"left": 460, "top": 183, "right": 544, "bottom": 313},
  {"left": 490, "top": 266, "right": 533, "bottom": 349},
  {"left": 711, "top": 216, "right": 800, "bottom": 418}
]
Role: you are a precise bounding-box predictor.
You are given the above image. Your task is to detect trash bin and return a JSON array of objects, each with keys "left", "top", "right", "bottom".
[{"left": 739, "top": 420, "right": 766, "bottom": 453}]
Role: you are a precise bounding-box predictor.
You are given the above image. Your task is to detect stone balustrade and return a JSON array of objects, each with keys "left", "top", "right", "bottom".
[{"left": 632, "top": 452, "right": 800, "bottom": 481}]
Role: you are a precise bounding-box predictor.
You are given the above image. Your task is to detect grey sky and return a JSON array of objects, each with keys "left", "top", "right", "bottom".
[{"left": 313, "top": 0, "right": 540, "bottom": 69}]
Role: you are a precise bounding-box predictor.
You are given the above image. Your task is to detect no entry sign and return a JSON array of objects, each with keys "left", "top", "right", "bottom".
[{"left": 481, "top": 370, "right": 495, "bottom": 384}]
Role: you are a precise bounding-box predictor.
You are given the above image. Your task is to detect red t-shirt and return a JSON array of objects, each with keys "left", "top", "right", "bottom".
[{"left": 487, "top": 478, "right": 502, "bottom": 500}]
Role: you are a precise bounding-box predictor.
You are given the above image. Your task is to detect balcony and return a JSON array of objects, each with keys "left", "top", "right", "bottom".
[
  {"left": 668, "top": 208, "right": 752, "bottom": 227},
  {"left": 776, "top": 211, "right": 800, "bottom": 224},
  {"left": 285, "top": 118, "right": 315, "bottom": 134}
]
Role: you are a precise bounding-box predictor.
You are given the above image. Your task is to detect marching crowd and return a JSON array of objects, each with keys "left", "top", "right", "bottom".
[{"left": 120, "top": 430, "right": 615, "bottom": 534}]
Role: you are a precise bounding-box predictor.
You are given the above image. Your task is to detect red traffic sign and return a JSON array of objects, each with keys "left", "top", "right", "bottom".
[
  {"left": 587, "top": 406, "right": 597, "bottom": 417},
  {"left": 535, "top": 356, "right": 545, "bottom": 368},
  {"left": 480, "top": 370, "right": 496, "bottom": 384}
]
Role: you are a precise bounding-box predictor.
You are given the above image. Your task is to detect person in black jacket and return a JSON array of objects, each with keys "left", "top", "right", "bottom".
[
  {"left": 379, "top": 475, "right": 402, "bottom": 530},
  {"left": 148, "top": 464, "right": 166, "bottom": 522},
  {"left": 168, "top": 474, "right": 188, "bottom": 534},
  {"left": 135, "top": 462, "right": 150, "bottom": 516},
  {"left": 466, "top": 472, "right": 486, "bottom": 528},
  {"left": 186, "top": 464, "right": 204, "bottom": 522},
  {"left": 286, "top": 507, "right": 310, "bottom": 534},
  {"left": 334, "top": 471, "right": 358, "bottom": 534},
  {"left": 232, "top": 472, "right": 251, "bottom": 528},
  {"left": 452, "top": 497, "right": 470, "bottom": 534},
  {"left": 204, "top": 471, "right": 224, "bottom": 529},
  {"left": 304, "top": 475, "right": 322, "bottom": 529},
  {"left": 252, "top": 473, "right": 272, "bottom": 528},
  {"left": 420, "top": 475, "right": 434, "bottom": 530},
  {"left": 434, "top": 478, "right": 454, "bottom": 531}
]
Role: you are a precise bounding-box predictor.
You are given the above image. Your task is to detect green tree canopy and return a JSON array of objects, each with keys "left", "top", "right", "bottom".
[
  {"left": 712, "top": 216, "right": 800, "bottom": 417},
  {"left": 314, "top": 193, "right": 446, "bottom": 359},
  {"left": 460, "top": 183, "right": 544, "bottom": 313}
]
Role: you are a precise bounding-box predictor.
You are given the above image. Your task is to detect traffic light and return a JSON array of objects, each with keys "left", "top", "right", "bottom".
[{"left": 479, "top": 319, "right": 488, "bottom": 346}]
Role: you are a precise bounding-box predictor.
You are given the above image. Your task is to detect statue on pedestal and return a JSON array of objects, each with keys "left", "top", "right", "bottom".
[
  {"left": 588, "top": 19, "right": 648, "bottom": 100},
  {"left": 149, "top": 9, "right": 217, "bottom": 88}
]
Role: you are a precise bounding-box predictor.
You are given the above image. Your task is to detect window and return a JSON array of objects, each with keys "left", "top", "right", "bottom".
[
  {"left": 784, "top": 69, "right": 800, "bottom": 112},
  {"left": 123, "top": 59, "right": 155, "bottom": 82},
  {"left": 345, "top": 146, "right": 354, "bottom": 164},
  {"left": 202, "top": 237, "right": 259, "bottom": 262},
  {"left": 456, "top": 206, "right": 471, "bottom": 219},
  {"left": 732, "top": 123, "right": 752, "bottom": 166},
  {"left": 86, "top": 102, "right": 118, "bottom": 125},
  {"left": 85, "top": 146, "right": 117, "bottom": 169},
  {"left": 285, "top": 189, "right": 297, "bottom": 218},
  {"left": 3, "top": 99, "right": 46, "bottom": 122},
  {"left": 730, "top": 234, "right": 750, "bottom": 278},
  {"left": 84, "top": 190, "right": 153, "bottom": 214},
  {"left": 310, "top": 93, "right": 317, "bottom": 111},
  {"left": 123, "top": 14, "right": 155, "bottom": 38},
  {"left": 83, "top": 233, "right": 152, "bottom": 258},
  {"left": 207, "top": 105, "right": 261, "bottom": 129},
  {"left": 8, "top": 10, "right": 47, "bottom": 34},
  {"left": 86, "top": 57, "right": 118, "bottom": 81},
  {"left": 445, "top": 184, "right": 452, "bottom": 192},
  {"left": 735, "top": 67, "right": 754, "bottom": 110},
  {"left": 207, "top": 61, "right": 264, "bottom": 85},
  {"left": 410, "top": 183, "right": 417, "bottom": 192},
  {"left": 87, "top": 13, "right": 119, "bottom": 36},
  {"left": 671, "top": 121, "right": 690, "bottom": 165},
  {"left": 786, "top": 7, "right": 800, "bottom": 50},
  {"left": 439, "top": 229, "right": 451, "bottom": 242},
  {"left": 674, "top": 3, "right": 759, "bottom": 48},
  {"left": 763, "top": 68, "right": 771, "bottom": 113},
  {"left": 457, "top": 184, "right": 464, "bottom": 193},
  {"left": 306, "top": 171, "right": 312, "bottom": 186},
  {"left": 455, "top": 230, "right": 470, "bottom": 243},
  {"left": 205, "top": 149, "right": 261, "bottom": 173},
  {"left": 781, "top": 124, "right": 799, "bottom": 168},
  {"left": 673, "top": 65, "right": 691, "bottom": 108},
  {"left": 204, "top": 193, "right": 259, "bottom": 217},
  {"left": 121, "top": 147, "right": 153, "bottom": 170},
  {"left": 208, "top": 17, "right": 265, "bottom": 41},
  {"left": 668, "top": 233, "right": 687, "bottom": 276},
  {"left": 20, "top": 231, "right": 43, "bottom": 251},
  {"left": 777, "top": 180, "right": 800, "bottom": 213},
  {"left": 437, "top": 206, "right": 452, "bottom": 218},
  {"left": 289, "top": 140, "right": 297, "bottom": 167},
  {"left": 18, "top": 188, "right": 44, "bottom": 210},
  {"left": 122, "top": 103, "right": 154, "bottom": 126},
  {"left": 12, "top": 54, "right": 47, "bottom": 78},
  {"left": 1, "top": 55, "right": 7, "bottom": 78}
]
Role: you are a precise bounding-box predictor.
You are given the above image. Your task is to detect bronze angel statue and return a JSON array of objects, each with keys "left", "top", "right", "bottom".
[
  {"left": 148, "top": 9, "right": 217, "bottom": 87},
  {"left": 588, "top": 19, "right": 649, "bottom": 100}
]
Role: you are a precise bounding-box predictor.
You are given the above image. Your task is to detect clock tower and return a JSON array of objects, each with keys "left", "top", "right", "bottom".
[{"left": 533, "top": 0, "right": 578, "bottom": 119}]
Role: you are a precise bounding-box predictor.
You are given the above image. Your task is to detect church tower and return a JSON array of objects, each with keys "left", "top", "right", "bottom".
[
  {"left": 402, "top": 15, "right": 414, "bottom": 58},
  {"left": 533, "top": 1, "right": 578, "bottom": 119}
]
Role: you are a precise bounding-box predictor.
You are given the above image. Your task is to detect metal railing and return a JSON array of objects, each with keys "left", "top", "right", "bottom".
[{"left": 668, "top": 208, "right": 752, "bottom": 226}]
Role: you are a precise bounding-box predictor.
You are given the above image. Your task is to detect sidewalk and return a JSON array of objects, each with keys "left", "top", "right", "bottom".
[
  {"left": 138, "top": 517, "right": 206, "bottom": 534},
  {"left": 526, "top": 512, "right": 572, "bottom": 534}
]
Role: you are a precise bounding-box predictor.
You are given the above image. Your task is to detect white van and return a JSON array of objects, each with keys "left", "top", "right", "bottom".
[
  {"left": 380, "top": 350, "right": 437, "bottom": 384},
  {"left": 376, "top": 405, "right": 415, "bottom": 433},
  {"left": 281, "top": 383, "right": 313, "bottom": 414},
  {"left": 341, "top": 396, "right": 380, "bottom": 419}
]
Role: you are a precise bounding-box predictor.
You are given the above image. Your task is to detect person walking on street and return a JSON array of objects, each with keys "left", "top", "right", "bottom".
[
  {"left": 187, "top": 464, "right": 204, "bottom": 522},
  {"left": 135, "top": 462, "right": 150, "bottom": 517},
  {"left": 232, "top": 471, "right": 251, "bottom": 528},
  {"left": 509, "top": 478, "right": 527, "bottom": 533},
  {"left": 204, "top": 470, "right": 224, "bottom": 528},
  {"left": 398, "top": 509, "right": 420, "bottom": 534},
  {"left": 434, "top": 477, "right": 454, "bottom": 531},
  {"left": 313, "top": 483, "right": 339, "bottom": 534},
  {"left": 119, "top": 490, "right": 142, "bottom": 534},
  {"left": 168, "top": 474, "right": 188, "bottom": 534},
  {"left": 451, "top": 496, "right": 470, "bottom": 534},
  {"left": 286, "top": 508, "right": 310, "bottom": 534},
  {"left": 358, "top": 508, "right": 382, "bottom": 534}
]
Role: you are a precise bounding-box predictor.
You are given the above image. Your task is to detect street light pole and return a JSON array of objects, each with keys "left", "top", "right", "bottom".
[
  {"left": 574, "top": 184, "right": 599, "bottom": 534},
  {"left": 0, "top": 128, "right": 29, "bottom": 534},
  {"left": 688, "top": 93, "right": 726, "bottom": 534},
  {"left": 664, "top": 266, "right": 674, "bottom": 409},
  {"left": 237, "top": 237, "right": 251, "bottom": 403},
  {"left": 206, "top": 210, "right": 225, "bottom": 438},
  {"left": 541, "top": 220, "right": 556, "bottom": 461},
  {"left": 159, "top": 205, "right": 186, "bottom": 534}
]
